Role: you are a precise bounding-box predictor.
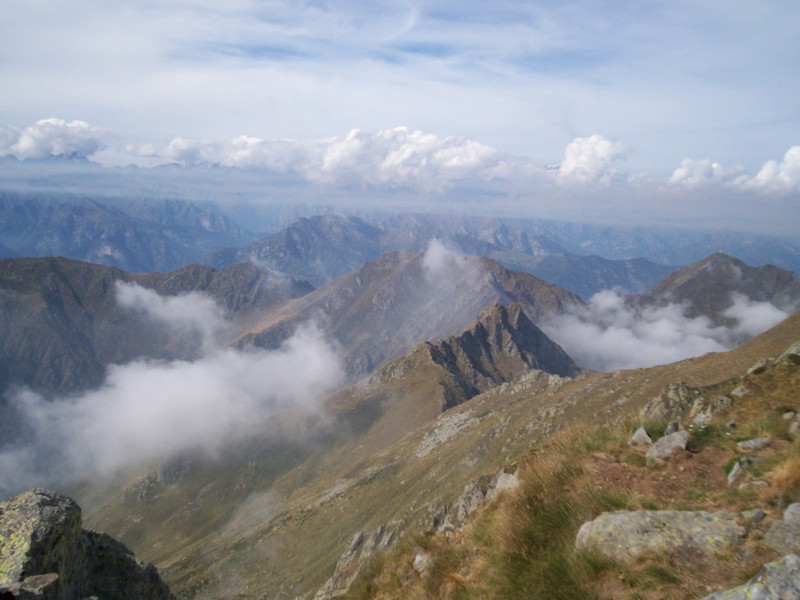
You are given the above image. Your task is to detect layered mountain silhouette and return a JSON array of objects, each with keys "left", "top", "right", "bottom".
[
  {"left": 0, "top": 191, "right": 254, "bottom": 272},
  {"left": 205, "top": 213, "right": 675, "bottom": 298}
]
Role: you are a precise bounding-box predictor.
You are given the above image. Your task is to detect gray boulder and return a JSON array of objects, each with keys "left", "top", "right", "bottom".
[
  {"left": 645, "top": 430, "right": 689, "bottom": 460},
  {"left": 701, "top": 554, "right": 800, "bottom": 599},
  {"left": 737, "top": 437, "right": 772, "bottom": 451},
  {"left": 765, "top": 503, "right": 800, "bottom": 554},
  {"left": 0, "top": 489, "right": 174, "bottom": 600},
  {"left": 628, "top": 426, "right": 652, "bottom": 445},
  {"left": 575, "top": 510, "right": 746, "bottom": 564}
]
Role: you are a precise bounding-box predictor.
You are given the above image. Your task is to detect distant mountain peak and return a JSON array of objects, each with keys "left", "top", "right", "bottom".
[{"left": 373, "top": 301, "right": 579, "bottom": 410}]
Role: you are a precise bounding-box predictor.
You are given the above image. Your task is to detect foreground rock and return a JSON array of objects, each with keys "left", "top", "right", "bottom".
[
  {"left": 0, "top": 489, "right": 174, "bottom": 600},
  {"left": 765, "top": 503, "right": 800, "bottom": 554},
  {"left": 575, "top": 510, "right": 746, "bottom": 563},
  {"left": 701, "top": 554, "right": 800, "bottom": 599}
]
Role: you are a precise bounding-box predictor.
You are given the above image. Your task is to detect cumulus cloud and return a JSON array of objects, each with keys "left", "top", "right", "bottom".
[
  {"left": 128, "top": 127, "right": 510, "bottom": 192},
  {"left": 0, "top": 285, "right": 343, "bottom": 498},
  {"left": 0, "top": 118, "right": 111, "bottom": 160},
  {"left": 554, "top": 134, "right": 626, "bottom": 185},
  {"left": 668, "top": 157, "right": 743, "bottom": 187},
  {"left": 541, "top": 290, "right": 791, "bottom": 372},
  {"left": 737, "top": 146, "right": 800, "bottom": 193}
]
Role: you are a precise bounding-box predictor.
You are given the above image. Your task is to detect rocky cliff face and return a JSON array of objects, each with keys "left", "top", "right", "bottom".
[
  {"left": 418, "top": 302, "right": 579, "bottom": 407},
  {"left": 0, "top": 489, "right": 174, "bottom": 600}
]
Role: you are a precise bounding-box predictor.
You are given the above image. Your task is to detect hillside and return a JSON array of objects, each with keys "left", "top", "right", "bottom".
[
  {"left": 0, "top": 257, "right": 312, "bottom": 394},
  {"left": 76, "top": 306, "right": 800, "bottom": 599}
]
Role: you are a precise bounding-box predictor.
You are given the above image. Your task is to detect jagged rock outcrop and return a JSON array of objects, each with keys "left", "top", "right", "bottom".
[
  {"left": 0, "top": 489, "right": 174, "bottom": 600},
  {"left": 313, "top": 523, "right": 401, "bottom": 600},
  {"left": 575, "top": 510, "right": 746, "bottom": 563},
  {"left": 436, "top": 467, "right": 520, "bottom": 534},
  {"left": 701, "top": 554, "right": 800, "bottom": 600},
  {"left": 240, "top": 250, "right": 583, "bottom": 380},
  {"left": 374, "top": 302, "right": 579, "bottom": 410},
  {"left": 639, "top": 382, "right": 702, "bottom": 421},
  {"left": 425, "top": 302, "right": 579, "bottom": 395}
]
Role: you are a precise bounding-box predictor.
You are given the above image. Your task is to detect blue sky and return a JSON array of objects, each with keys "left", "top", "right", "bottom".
[{"left": 0, "top": 1, "right": 799, "bottom": 232}]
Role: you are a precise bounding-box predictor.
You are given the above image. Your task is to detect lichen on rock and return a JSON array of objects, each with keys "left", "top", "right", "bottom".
[
  {"left": 575, "top": 509, "right": 746, "bottom": 564},
  {"left": 0, "top": 488, "right": 174, "bottom": 600}
]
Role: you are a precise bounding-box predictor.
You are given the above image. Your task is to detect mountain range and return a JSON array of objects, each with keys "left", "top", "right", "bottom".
[{"left": 2, "top": 198, "right": 800, "bottom": 600}]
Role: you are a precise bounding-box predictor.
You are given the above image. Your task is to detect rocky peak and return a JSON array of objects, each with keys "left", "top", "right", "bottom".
[
  {"left": 0, "top": 489, "right": 174, "bottom": 600},
  {"left": 421, "top": 302, "right": 579, "bottom": 407}
]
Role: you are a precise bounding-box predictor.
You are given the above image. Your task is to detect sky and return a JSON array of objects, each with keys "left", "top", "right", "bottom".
[{"left": 1, "top": 0, "right": 799, "bottom": 233}]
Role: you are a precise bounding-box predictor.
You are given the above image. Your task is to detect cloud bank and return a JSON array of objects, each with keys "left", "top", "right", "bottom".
[
  {"left": 128, "top": 126, "right": 511, "bottom": 192},
  {"left": 0, "top": 284, "right": 343, "bottom": 498},
  {"left": 541, "top": 290, "right": 791, "bottom": 372},
  {"left": 0, "top": 118, "right": 111, "bottom": 160}
]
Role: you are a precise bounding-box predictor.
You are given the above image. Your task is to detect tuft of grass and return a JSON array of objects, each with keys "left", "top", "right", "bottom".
[
  {"left": 771, "top": 456, "right": 800, "bottom": 494},
  {"left": 690, "top": 424, "right": 725, "bottom": 448},
  {"left": 642, "top": 564, "right": 680, "bottom": 585},
  {"left": 594, "top": 488, "right": 632, "bottom": 511}
]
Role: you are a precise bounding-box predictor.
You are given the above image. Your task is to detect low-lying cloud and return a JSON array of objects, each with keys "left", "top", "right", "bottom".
[
  {"left": 541, "top": 290, "right": 792, "bottom": 372},
  {"left": 0, "top": 284, "right": 343, "bottom": 498}
]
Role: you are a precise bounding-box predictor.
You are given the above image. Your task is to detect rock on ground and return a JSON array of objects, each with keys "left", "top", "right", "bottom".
[
  {"left": 0, "top": 489, "right": 174, "bottom": 600},
  {"left": 765, "top": 503, "right": 800, "bottom": 554},
  {"left": 645, "top": 430, "right": 689, "bottom": 460},
  {"left": 575, "top": 510, "right": 746, "bottom": 564},
  {"left": 700, "top": 554, "right": 800, "bottom": 599}
]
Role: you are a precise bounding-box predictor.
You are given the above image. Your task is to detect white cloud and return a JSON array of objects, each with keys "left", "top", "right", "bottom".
[
  {"left": 1, "top": 118, "right": 111, "bottom": 160},
  {"left": 554, "top": 134, "right": 626, "bottom": 185},
  {"left": 668, "top": 157, "right": 743, "bottom": 187},
  {"left": 0, "top": 285, "right": 343, "bottom": 497},
  {"left": 737, "top": 146, "right": 800, "bottom": 193},
  {"left": 422, "top": 238, "right": 481, "bottom": 283},
  {"left": 541, "top": 290, "right": 791, "bottom": 372},
  {"left": 130, "top": 126, "right": 509, "bottom": 192},
  {"left": 115, "top": 281, "right": 229, "bottom": 353},
  {"left": 723, "top": 292, "right": 793, "bottom": 338}
]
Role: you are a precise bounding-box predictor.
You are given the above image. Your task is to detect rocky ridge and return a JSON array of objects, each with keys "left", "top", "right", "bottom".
[{"left": 239, "top": 250, "right": 583, "bottom": 379}]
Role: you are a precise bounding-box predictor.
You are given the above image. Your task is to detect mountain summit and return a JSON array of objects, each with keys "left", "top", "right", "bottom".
[{"left": 420, "top": 302, "right": 579, "bottom": 406}]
